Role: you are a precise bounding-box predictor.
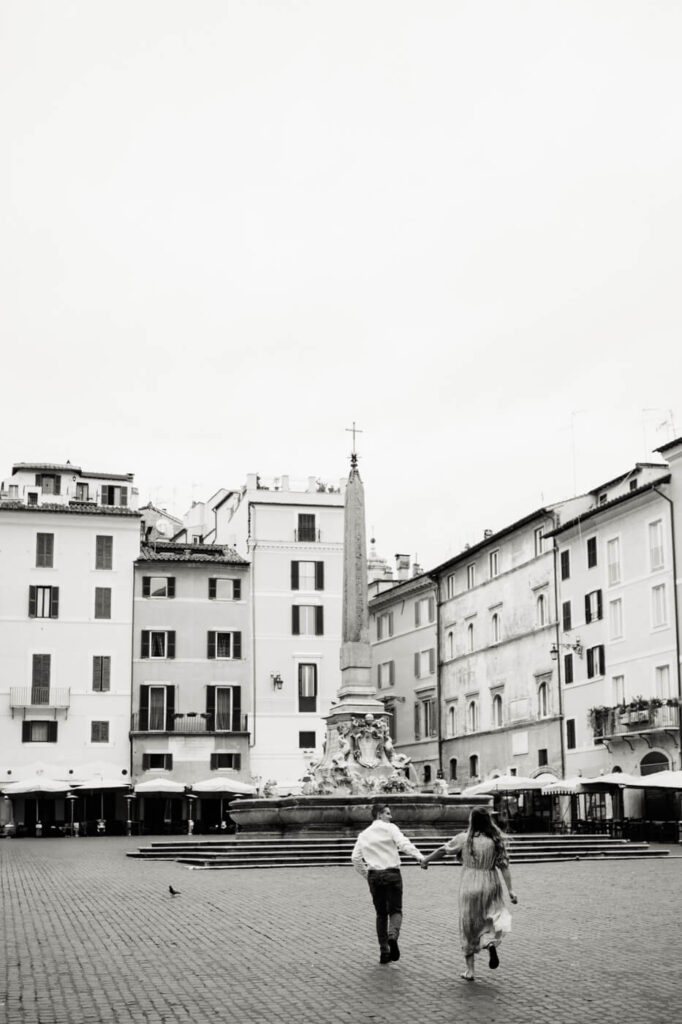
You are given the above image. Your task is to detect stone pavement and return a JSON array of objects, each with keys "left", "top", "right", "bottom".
[{"left": 1, "top": 837, "right": 680, "bottom": 1024}]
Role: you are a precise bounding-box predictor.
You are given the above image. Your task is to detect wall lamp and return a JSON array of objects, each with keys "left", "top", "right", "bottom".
[
  {"left": 550, "top": 638, "right": 583, "bottom": 660},
  {"left": 271, "top": 673, "right": 284, "bottom": 691}
]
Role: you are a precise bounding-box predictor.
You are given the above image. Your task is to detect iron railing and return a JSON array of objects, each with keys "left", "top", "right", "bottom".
[
  {"left": 9, "top": 687, "right": 70, "bottom": 708},
  {"left": 130, "top": 711, "right": 248, "bottom": 734}
]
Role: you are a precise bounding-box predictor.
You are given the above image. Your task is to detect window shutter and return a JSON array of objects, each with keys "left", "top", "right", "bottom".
[
  {"left": 428, "top": 597, "right": 435, "bottom": 621},
  {"left": 233, "top": 632, "right": 242, "bottom": 659},
  {"left": 315, "top": 606, "right": 324, "bottom": 636},
  {"left": 597, "top": 591, "right": 603, "bottom": 620},
  {"left": 54, "top": 476, "right": 61, "bottom": 496},
  {"left": 564, "top": 654, "right": 573, "bottom": 684},
  {"left": 598, "top": 645, "right": 605, "bottom": 675},
  {"left": 103, "top": 657, "right": 111, "bottom": 690},
  {"left": 165, "top": 685, "right": 175, "bottom": 730},
  {"left": 167, "top": 631, "right": 176, "bottom": 659},
  {"left": 139, "top": 685, "right": 150, "bottom": 730},
  {"left": 292, "top": 606, "right": 300, "bottom": 635},
  {"left": 206, "top": 685, "right": 216, "bottom": 730},
  {"left": 291, "top": 561, "right": 299, "bottom": 590},
  {"left": 232, "top": 685, "right": 242, "bottom": 731},
  {"left": 587, "top": 648, "right": 594, "bottom": 678},
  {"left": 315, "top": 561, "right": 324, "bottom": 590},
  {"left": 414, "top": 652, "right": 420, "bottom": 678},
  {"left": 50, "top": 587, "right": 59, "bottom": 618},
  {"left": 585, "top": 594, "right": 591, "bottom": 624},
  {"left": 120, "top": 487, "right": 128, "bottom": 507},
  {"left": 377, "top": 616, "right": 383, "bottom": 640},
  {"left": 429, "top": 648, "right": 435, "bottom": 675},
  {"left": 415, "top": 602, "right": 421, "bottom": 627},
  {"left": 414, "top": 703, "right": 421, "bottom": 739},
  {"left": 47, "top": 721, "right": 58, "bottom": 742},
  {"left": 142, "top": 754, "right": 150, "bottom": 770},
  {"left": 142, "top": 577, "right": 151, "bottom": 597},
  {"left": 562, "top": 601, "right": 571, "bottom": 631},
  {"left": 167, "top": 577, "right": 175, "bottom": 598},
  {"left": 141, "top": 631, "right": 150, "bottom": 659},
  {"left": 234, "top": 753, "right": 242, "bottom": 770},
  {"left": 28, "top": 586, "right": 37, "bottom": 617},
  {"left": 208, "top": 578, "right": 216, "bottom": 599},
  {"left": 233, "top": 579, "right": 241, "bottom": 600},
  {"left": 388, "top": 612, "right": 394, "bottom": 635},
  {"left": 207, "top": 632, "right": 216, "bottom": 659},
  {"left": 389, "top": 662, "right": 395, "bottom": 685},
  {"left": 22, "top": 721, "right": 31, "bottom": 742}
]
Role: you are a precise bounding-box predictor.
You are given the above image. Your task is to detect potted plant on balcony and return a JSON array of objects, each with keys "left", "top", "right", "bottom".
[{"left": 587, "top": 705, "right": 612, "bottom": 739}]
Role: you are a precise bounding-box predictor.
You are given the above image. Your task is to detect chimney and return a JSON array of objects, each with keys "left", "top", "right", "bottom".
[
  {"left": 280, "top": 475, "right": 290, "bottom": 491},
  {"left": 483, "top": 529, "right": 493, "bottom": 540},
  {"left": 412, "top": 562, "right": 422, "bottom": 577},
  {"left": 395, "top": 554, "right": 410, "bottom": 581}
]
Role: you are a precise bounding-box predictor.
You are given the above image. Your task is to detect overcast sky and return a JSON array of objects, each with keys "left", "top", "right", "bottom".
[{"left": 2, "top": 1, "right": 681, "bottom": 569}]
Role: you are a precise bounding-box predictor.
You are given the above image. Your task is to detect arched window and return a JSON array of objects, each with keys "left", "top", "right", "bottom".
[
  {"left": 537, "top": 593, "right": 547, "bottom": 626},
  {"left": 447, "top": 630, "right": 454, "bottom": 659},
  {"left": 538, "top": 681, "right": 549, "bottom": 718},
  {"left": 469, "top": 754, "right": 479, "bottom": 778},
  {"left": 447, "top": 704, "right": 456, "bottom": 737},
  {"left": 492, "top": 694, "right": 503, "bottom": 727},
  {"left": 449, "top": 757, "right": 457, "bottom": 781},
  {"left": 423, "top": 764, "right": 432, "bottom": 784},
  {"left": 640, "top": 751, "right": 670, "bottom": 775},
  {"left": 467, "top": 699, "right": 478, "bottom": 732},
  {"left": 491, "top": 613, "right": 500, "bottom": 643},
  {"left": 467, "top": 622, "right": 474, "bottom": 653}
]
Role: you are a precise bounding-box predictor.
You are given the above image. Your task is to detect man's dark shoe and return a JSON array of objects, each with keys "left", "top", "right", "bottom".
[
  {"left": 488, "top": 944, "right": 499, "bottom": 969},
  {"left": 388, "top": 938, "right": 400, "bottom": 961},
  {"left": 380, "top": 949, "right": 391, "bottom": 964}
]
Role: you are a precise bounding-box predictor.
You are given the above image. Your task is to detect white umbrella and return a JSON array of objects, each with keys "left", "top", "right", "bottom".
[
  {"left": 2, "top": 778, "right": 70, "bottom": 795},
  {"left": 583, "top": 770, "right": 682, "bottom": 790},
  {"left": 70, "top": 778, "right": 132, "bottom": 819},
  {"left": 462, "top": 774, "right": 548, "bottom": 796},
  {"left": 542, "top": 776, "right": 599, "bottom": 795},
  {"left": 134, "top": 779, "right": 186, "bottom": 794},
  {"left": 582, "top": 772, "right": 649, "bottom": 788},
  {"left": 190, "top": 778, "right": 256, "bottom": 794}
]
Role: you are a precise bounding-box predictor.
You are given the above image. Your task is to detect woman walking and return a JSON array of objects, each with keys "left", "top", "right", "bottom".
[{"left": 421, "top": 807, "right": 517, "bottom": 981}]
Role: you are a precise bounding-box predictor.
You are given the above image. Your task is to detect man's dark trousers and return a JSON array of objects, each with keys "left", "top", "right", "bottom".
[{"left": 367, "top": 867, "right": 403, "bottom": 953}]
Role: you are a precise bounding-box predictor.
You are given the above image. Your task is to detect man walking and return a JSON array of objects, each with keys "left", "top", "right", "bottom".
[{"left": 351, "top": 803, "right": 425, "bottom": 964}]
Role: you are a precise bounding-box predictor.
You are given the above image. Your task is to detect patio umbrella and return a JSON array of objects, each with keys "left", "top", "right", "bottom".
[
  {"left": 2, "top": 777, "right": 70, "bottom": 829},
  {"left": 134, "top": 779, "right": 186, "bottom": 794},
  {"left": 542, "top": 776, "right": 600, "bottom": 795},
  {"left": 71, "top": 777, "right": 132, "bottom": 818},
  {"left": 583, "top": 770, "right": 682, "bottom": 790},
  {"left": 190, "top": 777, "right": 256, "bottom": 823},
  {"left": 461, "top": 774, "right": 549, "bottom": 796}
]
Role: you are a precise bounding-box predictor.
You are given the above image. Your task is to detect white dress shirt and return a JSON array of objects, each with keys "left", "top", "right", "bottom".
[{"left": 351, "top": 819, "right": 424, "bottom": 877}]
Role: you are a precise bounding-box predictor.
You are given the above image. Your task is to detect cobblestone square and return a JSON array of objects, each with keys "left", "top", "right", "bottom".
[{"left": 1, "top": 838, "right": 679, "bottom": 1024}]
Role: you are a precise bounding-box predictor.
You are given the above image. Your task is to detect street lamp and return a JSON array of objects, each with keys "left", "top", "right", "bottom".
[
  {"left": 66, "top": 792, "right": 78, "bottom": 837},
  {"left": 550, "top": 638, "right": 584, "bottom": 660},
  {"left": 125, "top": 793, "right": 136, "bottom": 836},
  {"left": 271, "top": 672, "right": 284, "bottom": 690}
]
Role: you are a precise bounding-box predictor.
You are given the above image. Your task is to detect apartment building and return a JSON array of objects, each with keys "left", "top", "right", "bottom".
[{"left": 0, "top": 462, "right": 140, "bottom": 833}]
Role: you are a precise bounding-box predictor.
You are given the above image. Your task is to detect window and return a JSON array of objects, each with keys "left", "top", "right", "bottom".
[
  {"left": 629, "top": 479, "right": 638, "bottom": 492},
  {"left": 92, "top": 656, "right": 111, "bottom": 692},
  {"left": 585, "top": 590, "right": 603, "bottom": 624},
  {"left": 210, "top": 752, "right": 241, "bottom": 770},
  {"left": 536, "top": 594, "right": 547, "bottom": 627},
  {"left": 423, "top": 698, "right": 437, "bottom": 737},
  {"left": 28, "top": 585, "right": 59, "bottom": 619},
  {"left": 28, "top": 492, "right": 38, "bottom": 505},
  {"left": 491, "top": 613, "right": 500, "bottom": 644},
  {"left": 299, "top": 730, "right": 316, "bottom": 749},
  {"left": 467, "top": 622, "right": 474, "bottom": 653},
  {"left": 492, "top": 694, "right": 503, "bottom": 727},
  {"left": 95, "top": 536, "right": 113, "bottom": 570},
  {"left": 76, "top": 482, "right": 89, "bottom": 501},
  {"left": 612, "top": 674, "right": 625, "bottom": 705},
  {"left": 296, "top": 514, "right": 317, "bottom": 542},
  {"left": 413, "top": 702, "right": 421, "bottom": 740},
  {"left": 607, "top": 537, "right": 621, "bottom": 585},
  {"left": 22, "top": 721, "right": 57, "bottom": 743},
  {"left": 36, "top": 473, "right": 60, "bottom": 495},
  {"left": 141, "top": 631, "right": 176, "bottom": 659},
  {"left": 143, "top": 576, "right": 176, "bottom": 599},
  {"left": 422, "top": 765, "right": 432, "bottom": 784},
  {"left": 31, "top": 654, "right": 51, "bottom": 703},
  {"left": 298, "top": 664, "right": 318, "bottom": 712},
  {"left": 142, "top": 753, "right": 172, "bottom": 770},
  {"left": 467, "top": 700, "right": 478, "bottom": 732},
  {"left": 378, "top": 661, "right": 394, "bottom": 689},
  {"left": 207, "top": 577, "right": 241, "bottom": 600},
  {"left": 101, "top": 485, "right": 128, "bottom": 506},
  {"left": 292, "top": 605, "right": 324, "bottom": 636},
  {"left": 94, "top": 588, "right": 111, "bottom": 619},
  {"left": 446, "top": 573, "right": 455, "bottom": 599},
  {"left": 598, "top": 493, "right": 607, "bottom": 506},
  {"left": 377, "top": 611, "right": 393, "bottom": 640},
  {"left": 652, "top": 584, "right": 667, "bottom": 628},
  {"left": 587, "top": 537, "right": 597, "bottom": 568},
  {"left": 36, "top": 533, "right": 54, "bottom": 568},
  {"left": 587, "top": 645, "right": 605, "bottom": 679},
  {"left": 415, "top": 596, "right": 435, "bottom": 626},
  {"left": 489, "top": 549, "right": 499, "bottom": 578},
  {"left": 206, "top": 685, "right": 242, "bottom": 731},
  {"left": 560, "top": 550, "right": 570, "bottom": 580},
  {"left": 139, "top": 684, "right": 175, "bottom": 731},
  {"left": 564, "top": 653, "right": 574, "bottom": 684},
  {"left": 447, "top": 705, "right": 457, "bottom": 737},
  {"left": 609, "top": 599, "right": 623, "bottom": 640},
  {"left": 91, "top": 721, "right": 109, "bottom": 743},
  {"left": 291, "top": 561, "right": 324, "bottom": 591},
  {"left": 562, "top": 601, "right": 572, "bottom": 632},
  {"left": 538, "top": 748, "right": 548, "bottom": 767},
  {"left": 207, "top": 631, "right": 242, "bottom": 659},
  {"left": 466, "top": 564, "right": 476, "bottom": 589},
  {"left": 534, "top": 527, "right": 544, "bottom": 556},
  {"left": 538, "top": 682, "right": 549, "bottom": 718},
  {"left": 447, "top": 631, "right": 454, "bottom": 659},
  {"left": 414, "top": 649, "right": 435, "bottom": 678},
  {"left": 469, "top": 754, "right": 479, "bottom": 778},
  {"left": 655, "top": 665, "right": 672, "bottom": 699},
  {"left": 566, "top": 719, "right": 576, "bottom": 749},
  {"left": 449, "top": 757, "right": 457, "bottom": 780},
  {"left": 649, "top": 520, "right": 664, "bottom": 571}
]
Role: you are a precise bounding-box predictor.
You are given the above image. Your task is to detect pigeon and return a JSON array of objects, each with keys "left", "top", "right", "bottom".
[{"left": 169, "top": 885, "right": 181, "bottom": 896}]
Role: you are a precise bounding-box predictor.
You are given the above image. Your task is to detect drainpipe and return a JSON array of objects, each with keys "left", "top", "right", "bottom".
[
  {"left": 427, "top": 572, "right": 443, "bottom": 776},
  {"left": 551, "top": 540, "right": 567, "bottom": 778},
  {"left": 652, "top": 486, "right": 682, "bottom": 768},
  {"left": 248, "top": 503, "right": 257, "bottom": 752}
]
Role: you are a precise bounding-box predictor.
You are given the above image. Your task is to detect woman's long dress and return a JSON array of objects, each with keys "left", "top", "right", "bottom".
[{"left": 444, "top": 832, "right": 511, "bottom": 955}]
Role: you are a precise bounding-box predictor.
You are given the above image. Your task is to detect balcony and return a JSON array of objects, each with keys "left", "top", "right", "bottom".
[
  {"left": 10, "top": 687, "right": 70, "bottom": 718},
  {"left": 294, "top": 529, "right": 321, "bottom": 542},
  {"left": 130, "top": 711, "right": 248, "bottom": 735},
  {"left": 591, "top": 703, "right": 679, "bottom": 750}
]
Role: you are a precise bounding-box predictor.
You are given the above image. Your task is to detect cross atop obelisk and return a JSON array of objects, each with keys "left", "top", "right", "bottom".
[{"left": 345, "top": 421, "right": 363, "bottom": 467}]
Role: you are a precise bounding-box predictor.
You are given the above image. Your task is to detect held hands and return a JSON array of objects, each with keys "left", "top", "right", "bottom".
[
  {"left": 509, "top": 892, "right": 518, "bottom": 904},
  {"left": 420, "top": 859, "right": 429, "bottom": 870}
]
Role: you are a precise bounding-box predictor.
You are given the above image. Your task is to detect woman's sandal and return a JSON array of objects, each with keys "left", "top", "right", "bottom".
[{"left": 461, "top": 971, "right": 475, "bottom": 981}]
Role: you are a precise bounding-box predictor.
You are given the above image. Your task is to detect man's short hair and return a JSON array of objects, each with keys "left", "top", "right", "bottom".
[{"left": 372, "top": 803, "right": 390, "bottom": 820}]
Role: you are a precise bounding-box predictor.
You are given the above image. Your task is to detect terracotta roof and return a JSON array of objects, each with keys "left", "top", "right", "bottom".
[
  {"left": 0, "top": 501, "right": 140, "bottom": 517},
  {"left": 545, "top": 475, "right": 671, "bottom": 537},
  {"left": 137, "top": 541, "right": 248, "bottom": 565}
]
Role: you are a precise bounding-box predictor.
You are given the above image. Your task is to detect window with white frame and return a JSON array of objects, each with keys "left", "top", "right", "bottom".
[
  {"left": 536, "top": 593, "right": 547, "bottom": 627},
  {"left": 652, "top": 584, "right": 667, "bottom": 628},
  {"left": 585, "top": 589, "right": 603, "bottom": 623},
  {"left": 467, "top": 699, "right": 478, "bottom": 732},
  {"left": 29, "top": 585, "right": 59, "bottom": 619},
  {"left": 208, "top": 577, "right": 241, "bottom": 600},
  {"left": 207, "top": 631, "right": 242, "bottom": 659},
  {"left": 415, "top": 649, "right": 435, "bottom": 679},
  {"left": 492, "top": 693, "right": 503, "bottom": 727},
  {"left": 467, "top": 622, "right": 474, "bottom": 652},
  {"left": 612, "top": 674, "right": 625, "bottom": 706},
  {"left": 466, "top": 564, "right": 476, "bottom": 589},
  {"left": 447, "top": 704, "right": 457, "bottom": 737},
  {"left": 655, "top": 664, "right": 672, "bottom": 699},
  {"left": 423, "top": 698, "right": 437, "bottom": 737},
  {"left": 91, "top": 721, "right": 109, "bottom": 743},
  {"left": 489, "top": 549, "right": 499, "bottom": 578},
  {"left": 534, "top": 527, "right": 544, "bottom": 556},
  {"left": 587, "top": 645, "right": 605, "bottom": 679},
  {"left": 537, "top": 682, "right": 549, "bottom": 718},
  {"left": 447, "top": 631, "right": 454, "bottom": 659},
  {"left": 147, "top": 685, "right": 171, "bottom": 731},
  {"left": 141, "top": 630, "right": 176, "bottom": 659},
  {"left": 376, "top": 611, "right": 394, "bottom": 640},
  {"left": 446, "top": 573, "right": 455, "bottom": 599},
  {"left": 292, "top": 605, "right": 324, "bottom": 636},
  {"left": 491, "top": 613, "right": 500, "bottom": 644},
  {"left": 298, "top": 663, "right": 318, "bottom": 712},
  {"left": 143, "top": 576, "right": 176, "bottom": 599},
  {"left": 291, "top": 561, "right": 323, "bottom": 591},
  {"left": 649, "top": 519, "right": 664, "bottom": 571},
  {"left": 415, "top": 596, "right": 435, "bottom": 626},
  {"left": 607, "top": 537, "right": 621, "bottom": 585},
  {"left": 378, "top": 661, "right": 395, "bottom": 689},
  {"left": 609, "top": 598, "right": 623, "bottom": 640}
]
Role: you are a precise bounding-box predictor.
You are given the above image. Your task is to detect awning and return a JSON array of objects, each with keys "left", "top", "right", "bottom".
[
  {"left": 2, "top": 778, "right": 70, "bottom": 795},
  {"left": 462, "top": 773, "right": 552, "bottom": 796},
  {"left": 71, "top": 778, "right": 132, "bottom": 791},
  {"left": 542, "top": 776, "right": 596, "bottom": 796},
  {"left": 133, "top": 779, "right": 186, "bottom": 795},
  {"left": 190, "top": 778, "right": 256, "bottom": 795},
  {"left": 582, "top": 770, "right": 682, "bottom": 790}
]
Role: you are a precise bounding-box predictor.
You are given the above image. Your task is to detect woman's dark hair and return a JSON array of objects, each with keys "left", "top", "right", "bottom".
[
  {"left": 467, "top": 807, "right": 506, "bottom": 860},
  {"left": 372, "top": 803, "right": 390, "bottom": 820}
]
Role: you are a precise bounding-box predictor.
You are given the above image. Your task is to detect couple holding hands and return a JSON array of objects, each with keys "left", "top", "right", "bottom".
[{"left": 351, "top": 804, "right": 517, "bottom": 981}]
